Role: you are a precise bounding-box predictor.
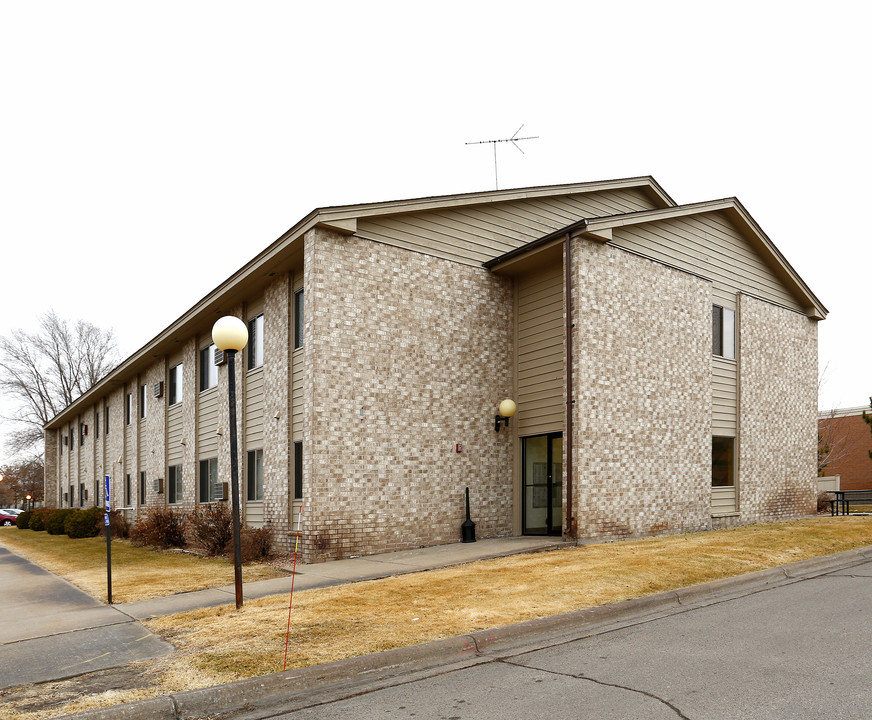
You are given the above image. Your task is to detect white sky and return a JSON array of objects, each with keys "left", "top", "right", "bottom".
[{"left": 1, "top": 1, "right": 869, "bottom": 464}]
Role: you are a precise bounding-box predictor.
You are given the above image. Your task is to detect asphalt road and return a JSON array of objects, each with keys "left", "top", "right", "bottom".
[
  {"left": 269, "top": 559, "right": 872, "bottom": 720},
  {"left": 0, "top": 543, "right": 172, "bottom": 689}
]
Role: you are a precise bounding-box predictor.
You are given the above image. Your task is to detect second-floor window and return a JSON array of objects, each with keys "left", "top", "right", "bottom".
[
  {"left": 712, "top": 305, "right": 736, "bottom": 360},
  {"left": 294, "top": 290, "right": 304, "bottom": 350},
  {"left": 200, "top": 345, "right": 218, "bottom": 391},
  {"left": 248, "top": 314, "right": 264, "bottom": 369},
  {"left": 140, "top": 384, "right": 148, "bottom": 419},
  {"left": 169, "top": 363, "right": 183, "bottom": 405}
]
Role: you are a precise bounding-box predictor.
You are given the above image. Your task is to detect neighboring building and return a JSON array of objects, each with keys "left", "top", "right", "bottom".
[
  {"left": 44, "top": 177, "right": 826, "bottom": 562},
  {"left": 819, "top": 406, "right": 872, "bottom": 490}
]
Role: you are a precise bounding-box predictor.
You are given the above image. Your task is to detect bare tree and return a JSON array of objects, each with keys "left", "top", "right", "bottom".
[
  {"left": 0, "top": 456, "right": 44, "bottom": 507},
  {"left": 0, "top": 311, "right": 119, "bottom": 456}
]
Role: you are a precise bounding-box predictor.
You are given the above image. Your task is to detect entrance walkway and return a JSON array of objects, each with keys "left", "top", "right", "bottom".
[
  {"left": 119, "top": 536, "right": 565, "bottom": 619},
  {"left": 0, "top": 545, "right": 172, "bottom": 690}
]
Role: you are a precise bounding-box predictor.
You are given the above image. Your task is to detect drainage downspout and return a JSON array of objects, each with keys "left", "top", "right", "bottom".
[{"left": 564, "top": 232, "right": 576, "bottom": 538}]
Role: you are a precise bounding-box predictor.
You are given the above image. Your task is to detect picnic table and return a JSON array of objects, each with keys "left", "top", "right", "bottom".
[{"left": 829, "top": 490, "right": 872, "bottom": 516}]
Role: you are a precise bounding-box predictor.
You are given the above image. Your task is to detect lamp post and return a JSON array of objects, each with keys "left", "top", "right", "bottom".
[{"left": 212, "top": 315, "right": 249, "bottom": 610}]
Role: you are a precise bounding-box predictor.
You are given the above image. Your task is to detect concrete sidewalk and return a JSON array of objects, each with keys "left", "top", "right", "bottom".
[
  {"left": 118, "top": 535, "right": 565, "bottom": 619},
  {"left": 0, "top": 546, "right": 173, "bottom": 690}
]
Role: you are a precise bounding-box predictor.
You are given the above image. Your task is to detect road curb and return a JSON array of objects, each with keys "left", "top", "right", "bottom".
[{"left": 57, "top": 544, "right": 872, "bottom": 720}]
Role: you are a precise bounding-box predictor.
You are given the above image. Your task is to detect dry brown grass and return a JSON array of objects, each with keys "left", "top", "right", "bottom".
[
  {"left": 0, "top": 529, "right": 285, "bottom": 603},
  {"left": 4, "top": 516, "right": 872, "bottom": 719}
]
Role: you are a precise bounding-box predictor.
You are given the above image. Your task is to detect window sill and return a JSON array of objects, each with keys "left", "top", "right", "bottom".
[{"left": 711, "top": 511, "right": 740, "bottom": 518}]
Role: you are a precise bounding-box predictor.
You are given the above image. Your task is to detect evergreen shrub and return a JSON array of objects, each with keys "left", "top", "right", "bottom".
[
  {"left": 65, "top": 506, "right": 102, "bottom": 538},
  {"left": 46, "top": 509, "right": 75, "bottom": 535},
  {"left": 15, "top": 510, "right": 33, "bottom": 529}
]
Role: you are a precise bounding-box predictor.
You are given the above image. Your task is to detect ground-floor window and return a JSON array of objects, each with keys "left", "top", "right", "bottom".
[
  {"left": 168, "top": 464, "right": 183, "bottom": 504},
  {"left": 125, "top": 474, "right": 132, "bottom": 506},
  {"left": 139, "top": 471, "right": 147, "bottom": 505},
  {"left": 712, "top": 437, "right": 735, "bottom": 486},
  {"left": 247, "top": 449, "right": 263, "bottom": 501},
  {"left": 79, "top": 482, "right": 86, "bottom": 507},
  {"left": 294, "top": 441, "right": 303, "bottom": 499},
  {"left": 199, "top": 458, "right": 219, "bottom": 502}
]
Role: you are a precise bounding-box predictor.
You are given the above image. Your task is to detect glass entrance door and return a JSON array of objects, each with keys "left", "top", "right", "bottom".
[{"left": 522, "top": 433, "right": 563, "bottom": 536}]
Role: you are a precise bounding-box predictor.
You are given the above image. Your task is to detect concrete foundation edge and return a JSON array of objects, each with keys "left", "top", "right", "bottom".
[{"left": 58, "top": 545, "right": 872, "bottom": 720}]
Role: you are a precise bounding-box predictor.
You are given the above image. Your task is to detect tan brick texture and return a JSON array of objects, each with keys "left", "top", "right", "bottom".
[{"left": 303, "top": 228, "right": 515, "bottom": 561}]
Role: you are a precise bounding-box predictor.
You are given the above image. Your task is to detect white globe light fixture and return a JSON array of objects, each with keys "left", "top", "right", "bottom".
[
  {"left": 495, "top": 398, "right": 517, "bottom": 432},
  {"left": 211, "top": 316, "right": 248, "bottom": 609},
  {"left": 212, "top": 315, "right": 249, "bottom": 352}
]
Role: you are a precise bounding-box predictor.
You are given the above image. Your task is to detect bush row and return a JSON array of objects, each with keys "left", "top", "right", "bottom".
[
  {"left": 16, "top": 504, "right": 272, "bottom": 563},
  {"left": 16, "top": 506, "right": 104, "bottom": 538}
]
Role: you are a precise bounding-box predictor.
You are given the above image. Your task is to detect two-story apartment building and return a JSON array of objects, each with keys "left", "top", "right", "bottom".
[{"left": 44, "top": 176, "right": 826, "bottom": 561}]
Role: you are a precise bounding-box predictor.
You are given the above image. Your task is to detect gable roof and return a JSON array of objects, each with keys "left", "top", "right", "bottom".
[{"left": 486, "top": 197, "right": 826, "bottom": 320}]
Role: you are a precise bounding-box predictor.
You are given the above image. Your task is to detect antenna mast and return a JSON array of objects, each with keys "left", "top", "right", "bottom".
[{"left": 465, "top": 124, "right": 539, "bottom": 190}]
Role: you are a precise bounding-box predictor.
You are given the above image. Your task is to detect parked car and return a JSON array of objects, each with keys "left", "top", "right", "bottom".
[
  {"left": 0, "top": 508, "right": 23, "bottom": 515},
  {"left": 0, "top": 511, "right": 18, "bottom": 526}
]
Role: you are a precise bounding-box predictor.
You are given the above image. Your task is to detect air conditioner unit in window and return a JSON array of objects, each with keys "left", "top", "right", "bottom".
[
  {"left": 214, "top": 348, "right": 227, "bottom": 366},
  {"left": 213, "top": 481, "right": 230, "bottom": 501},
  {"left": 153, "top": 478, "right": 164, "bottom": 494},
  {"left": 153, "top": 381, "right": 164, "bottom": 398}
]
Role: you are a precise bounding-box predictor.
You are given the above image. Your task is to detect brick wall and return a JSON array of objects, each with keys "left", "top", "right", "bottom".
[
  {"left": 571, "top": 240, "right": 713, "bottom": 540},
  {"left": 303, "top": 228, "right": 515, "bottom": 561},
  {"left": 818, "top": 411, "right": 872, "bottom": 491},
  {"left": 737, "top": 294, "right": 818, "bottom": 521}
]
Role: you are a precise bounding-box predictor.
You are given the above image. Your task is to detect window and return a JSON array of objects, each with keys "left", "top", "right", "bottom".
[
  {"left": 169, "top": 363, "right": 183, "bottom": 405},
  {"left": 125, "top": 474, "right": 132, "bottom": 506},
  {"left": 79, "top": 482, "right": 86, "bottom": 508},
  {"left": 105, "top": 406, "right": 110, "bottom": 435},
  {"left": 200, "top": 345, "right": 218, "bottom": 391},
  {"left": 294, "top": 441, "right": 303, "bottom": 499},
  {"left": 168, "top": 464, "right": 183, "bottom": 504},
  {"left": 69, "top": 484, "right": 74, "bottom": 507},
  {"left": 248, "top": 314, "right": 264, "bottom": 369},
  {"left": 247, "top": 449, "right": 263, "bottom": 501},
  {"left": 712, "top": 305, "right": 736, "bottom": 359},
  {"left": 199, "top": 458, "right": 219, "bottom": 502},
  {"left": 95, "top": 411, "right": 100, "bottom": 439},
  {"left": 140, "top": 384, "right": 148, "bottom": 419},
  {"left": 59, "top": 434, "right": 63, "bottom": 455},
  {"left": 294, "top": 290, "right": 304, "bottom": 350},
  {"left": 140, "top": 471, "right": 147, "bottom": 505},
  {"left": 126, "top": 393, "right": 133, "bottom": 425},
  {"left": 79, "top": 423, "right": 85, "bottom": 446},
  {"left": 712, "top": 437, "right": 735, "bottom": 487}
]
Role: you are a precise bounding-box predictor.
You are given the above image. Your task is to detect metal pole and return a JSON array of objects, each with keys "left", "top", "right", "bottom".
[
  {"left": 104, "top": 475, "right": 112, "bottom": 604},
  {"left": 227, "top": 349, "right": 244, "bottom": 609}
]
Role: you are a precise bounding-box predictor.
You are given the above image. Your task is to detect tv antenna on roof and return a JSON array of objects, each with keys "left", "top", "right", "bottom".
[{"left": 466, "top": 124, "right": 539, "bottom": 190}]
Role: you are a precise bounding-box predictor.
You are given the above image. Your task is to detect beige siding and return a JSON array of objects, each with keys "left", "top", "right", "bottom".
[
  {"left": 610, "top": 211, "right": 803, "bottom": 312},
  {"left": 516, "top": 263, "right": 564, "bottom": 435},
  {"left": 712, "top": 357, "right": 737, "bottom": 435},
  {"left": 712, "top": 485, "right": 738, "bottom": 515},
  {"left": 357, "top": 188, "right": 658, "bottom": 266},
  {"left": 167, "top": 404, "right": 184, "bottom": 465},
  {"left": 246, "top": 501, "right": 264, "bottom": 527},
  {"left": 198, "top": 388, "right": 219, "bottom": 457},
  {"left": 292, "top": 271, "right": 304, "bottom": 441},
  {"left": 245, "top": 368, "right": 264, "bottom": 445}
]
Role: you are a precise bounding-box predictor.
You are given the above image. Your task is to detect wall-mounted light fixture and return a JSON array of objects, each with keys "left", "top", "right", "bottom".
[{"left": 494, "top": 398, "right": 517, "bottom": 432}]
